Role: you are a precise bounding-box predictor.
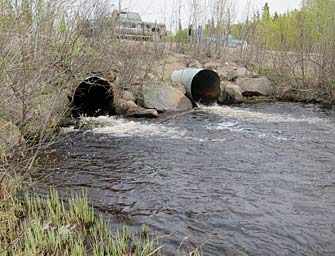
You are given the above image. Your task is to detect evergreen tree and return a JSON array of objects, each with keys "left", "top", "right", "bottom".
[
  {"left": 262, "top": 2, "right": 271, "bottom": 22},
  {"left": 273, "top": 12, "right": 279, "bottom": 21}
]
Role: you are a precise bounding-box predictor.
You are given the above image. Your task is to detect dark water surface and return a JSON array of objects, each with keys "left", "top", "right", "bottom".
[{"left": 37, "top": 103, "right": 335, "bottom": 255}]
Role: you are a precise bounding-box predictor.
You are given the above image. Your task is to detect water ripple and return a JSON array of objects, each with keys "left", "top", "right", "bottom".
[{"left": 40, "top": 103, "right": 335, "bottom": 255}]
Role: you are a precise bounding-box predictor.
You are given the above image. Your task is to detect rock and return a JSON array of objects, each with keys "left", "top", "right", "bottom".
[
  {"left": 114, "top": 76, "right": 122, "bottom": 87},
  {"left": 171, "top": 81, "right": 187, "bottom": 95},
  {"left": 122, "top": 90, "right": 136, "bottom": 102},
  {"left": 114, "top": 98, "right": 158, "bottom": 118},
  {"left": 188, "top": 60, "right": 202, "bottom": 68},
  {"left": 136, "top": 97, "right": 145, "bottom": 108},
  {"left": 236, "top": 67, "right": 258, "bottom": 78},
  {"left": 243, "top": 96, "right": 276, "bottom": 104},
  {"left": 236, "top": 67, "right": 248, "bottom": 78},
  {"left": 237, "top": 77, "right": 275, "bottom": 97},
  {"left": 218, "top": 82, "right": 243, "bottom": 104},
  {"left": 218, "top": 67, "right": 238, "bottom": 81},
  {"left": 247, "top": 70, "right": 259, "bottom": 78},
  {"left": 160, "top": 55, "right": 189, "bottom": 80},
  {"left": 204, "top": 61, "right": 220, "bottom": 70},
  {"left": 114, "top": 98, "right": 137, "bottom": 116},
  {"left": 278, "top": 87, "right": 318, "bottom": 103},
  {"left": 142, "top": 80, "right": 193, "bottom": 112},
  {"left": 147, "top": 73, "right": 158, "bottom": 80},
  {"left": 126, "top": 109, "right": 159, "bottom": 118}
]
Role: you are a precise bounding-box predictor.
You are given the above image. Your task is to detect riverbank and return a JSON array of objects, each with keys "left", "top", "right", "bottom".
[{"left": 0, "top": 181, "right": 163, "bottom": 255}]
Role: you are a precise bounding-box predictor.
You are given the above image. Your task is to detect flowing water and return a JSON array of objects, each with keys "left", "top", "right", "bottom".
[{"left": 38, "top": 102, "right": 335, "bottom": 255}]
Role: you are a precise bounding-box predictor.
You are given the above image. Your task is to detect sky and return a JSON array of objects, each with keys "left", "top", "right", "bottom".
[{"left": 110, "top": 0, "right": 302, "bottom": 29}]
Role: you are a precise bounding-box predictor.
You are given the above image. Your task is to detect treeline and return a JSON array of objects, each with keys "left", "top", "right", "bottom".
[
  {"left": 230, "top": 0, "right": 335, "bottom": 103},
  {"left": 232, "top": 0, "right": 335, "bottom": 52}
]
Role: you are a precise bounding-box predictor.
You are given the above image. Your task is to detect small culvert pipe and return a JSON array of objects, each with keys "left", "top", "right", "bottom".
[
  {"left": 171, "top": 68, "right": 221, "bottom": 105},
  {"left": 72, "top": 76, "right": 114, "bottom": 117}
]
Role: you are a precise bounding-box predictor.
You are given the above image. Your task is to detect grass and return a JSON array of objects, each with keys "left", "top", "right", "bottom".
[
  {"left": 0, "top": 188, "right": 162, "bottom": 256},
  {"left": 258, "top": 67, "right": 270, "bottom": 77}
]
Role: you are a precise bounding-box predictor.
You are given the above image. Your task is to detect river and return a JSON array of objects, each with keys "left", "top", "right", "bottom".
[{"left": 36, "top": 102, "right": 335, "bottom": 255}]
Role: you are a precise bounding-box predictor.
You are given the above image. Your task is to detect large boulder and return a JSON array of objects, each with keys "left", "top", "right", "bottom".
[
  {"left": 160, "top": 54, "right": 188, "bottom": 81},
  {"left": 219, "top": 66, "right": 259, "bottom": 81},
  {"left": 218, "top": 82, "right": 243, "bottom": 104},
  {"left": 142, "top": 80, "right": 193, "bottom": 112},
  {"left": 218, "top": 67, "right": 238, "bottom": 81},
  {"left": 235, "top": 67, "right": 258, "bottom": 78},
  {"left": 114, "top": 98, "right": 158, "bottom": 118},
  {"left": 122, "top": 90, "right": 136, "bottom": 102},
  {"left": 237, "top": 77, "right": 275, "bottom": 97},
  {"left": 114, "top": 98, "right": 136, "bottom": 116},
  {"left": 236, "top": 67, "right": 248, "bottom": 78},
  {"left": 171, "top": 81, "right": 187, "bottom": 95},
  {"left": 247, "top": 70, "right": 259, "bottom": 78}
]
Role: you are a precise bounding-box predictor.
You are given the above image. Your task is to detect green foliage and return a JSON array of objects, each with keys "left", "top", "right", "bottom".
[
  {"left": 240, "top": 0, "right": 335, "bottom": 52},
  {"left": 258, "top": 67, "right": 270, "bottom": 77},
  {"left": 230, "top": 0, "right": 335, "bottom": 103},
  {"left": 262, "top": 2, "right": 271, "bottom": 22},
  {"left": 174, "top": 29, "right": 188, "bottom": 44},
  {"left": 1, "top": 189, "right": 162, "bottom": 256}
]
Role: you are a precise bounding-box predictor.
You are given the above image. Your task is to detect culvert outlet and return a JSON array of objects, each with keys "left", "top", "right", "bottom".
[
  {"left": 72, "top": 76, "right": 114, "bottom": 117},
  {"left": 171, "top": 68, "right": 220, "bottom": 105}
]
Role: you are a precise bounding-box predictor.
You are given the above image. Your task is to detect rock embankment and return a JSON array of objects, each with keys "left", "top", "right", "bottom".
[
  {"left": 68, "top": 54, "right": 277, "bottom": 119},
  {"left": 187, "top": 59, "right": 275, "bottom": 105},
  {"left": 205, "top": 62, "right": 274, "bottom": 104}
]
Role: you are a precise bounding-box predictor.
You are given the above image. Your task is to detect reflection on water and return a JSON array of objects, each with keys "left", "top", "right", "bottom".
[{"left": 37, "top": 103, "right": 335, "bottom": 255}]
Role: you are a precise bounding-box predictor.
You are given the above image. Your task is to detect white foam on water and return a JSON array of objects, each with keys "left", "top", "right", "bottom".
[
  {"left": 208, "top": 121, "right": 244, "bottom": 132},
  {"left": 78, "top": 116, "right": 187, "bottom": 138},
  {"left": 201, "top": 105, "right": 334, "bottom": 127},
  {"left": 61, "top": 126, "right": 76, "bottom": 134},
  {"left": 256, "top": 132, "right": 288, "bottom": 141},
  {"left": 207, "top": 121, "right": 288, "bottom": 141},
  {"left": 64, "top": 116, "right": 219, "bottom": 142}
]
